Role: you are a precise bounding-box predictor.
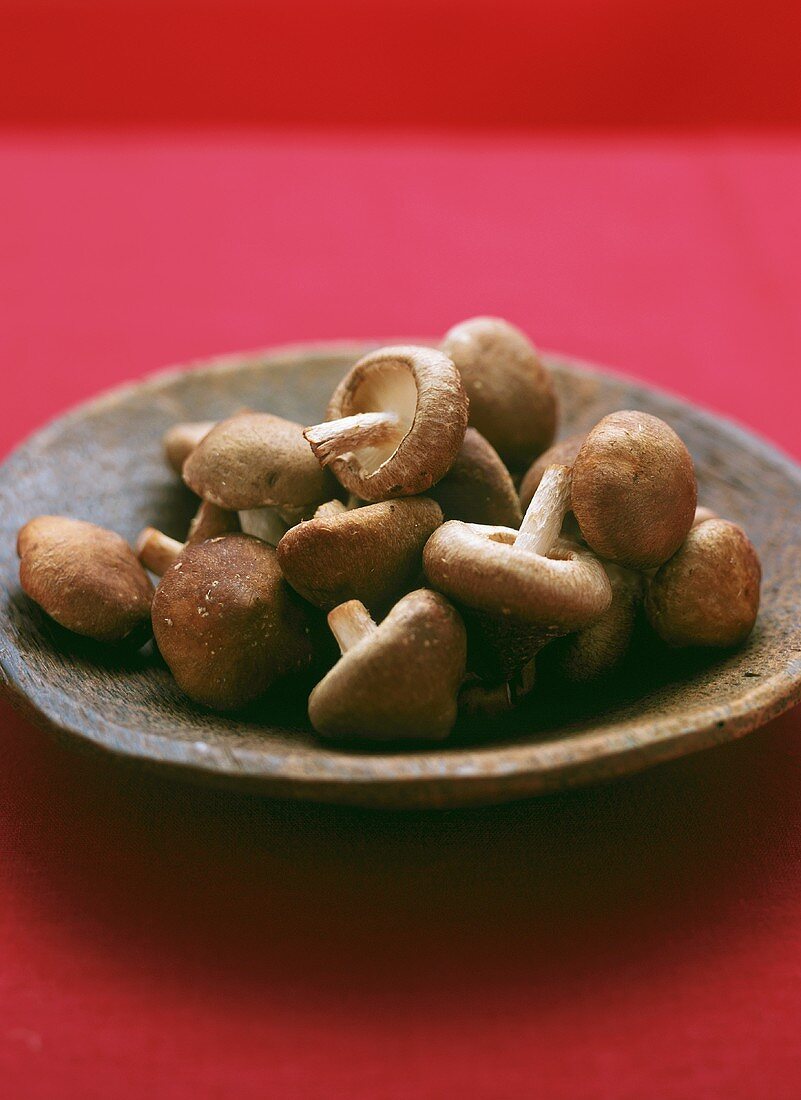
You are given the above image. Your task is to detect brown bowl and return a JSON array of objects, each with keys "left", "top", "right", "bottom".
[{"left": 2, "top": 343, "right": 800, "bottom": 808}]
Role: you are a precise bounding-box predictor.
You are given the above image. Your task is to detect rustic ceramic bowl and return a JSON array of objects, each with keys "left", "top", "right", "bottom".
[{"left": 1, "top": 343, "right": 800, "bottom": 808}]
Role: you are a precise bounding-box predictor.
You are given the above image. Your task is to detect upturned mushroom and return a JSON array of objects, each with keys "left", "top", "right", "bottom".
[
  {"left": 303, "top": 345, "right": 468, "bottom": 501},
  {"left": 163, "top": 420, "right": 216, "bottom": 474},
  {"left": 136, "top": 501, "right": 240, "bottom": 576},
  {"left": 308, "top": 590, "right": 466, "bottom": 741},
  {"left": 519, "top": 432, "right": 585, "bottom": 512},
  {"left": 429, "top": 427, "right": 521, "bottom": 527},
  {"left": 645, "top": 519, "right": 761, "bottom": 648},
  {"left": 276, "top": 497, "right": 443, "bottom": 614},
  {"left": 152, "top": 534, "right": 315, "bottom": 710},
  {"left": 440, "top": 316, "right": 557, "bottom": 471},
  {"left": 423, "top": 464, "right": 612, "bottom": 680},
  {"left": 571, "top": 411, "right": 697, "bottom": 570},
  {"left": 183, "top": 411, "right": 337, "bottom": 544},
  {"left": 17, "top": 516, "right": 154, "bottom": 646},
  {"left": 539, "top": 562, "right": 644, "bottom": 685}
]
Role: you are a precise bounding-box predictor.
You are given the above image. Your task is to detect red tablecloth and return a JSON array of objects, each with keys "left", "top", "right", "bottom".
[{"left": 2, "top": 131, "right": 801, "bottom": 1098}]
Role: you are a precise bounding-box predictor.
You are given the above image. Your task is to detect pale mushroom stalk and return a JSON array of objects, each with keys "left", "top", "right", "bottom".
[
  {"left": 163, "top": 420, "right": 216, "bottom": 474},
  {"left": 238, "top": 506, "right": 289, "bottom": 547},
  {"left": 514, "top": 465, "right": 573, "bottom": 555},
  {"left": 136, "top": 528, "right": 184, "bottom": 575},
  {"left": 136, "top": 501, "right": 239, "bottom": 576},
  {"left": 304, "top": 411, "right": 404, "bottom": 468},
  {"left": 327, "top": 600, "right": 379, "bottom": 652},
  {"left": 314, "top": 499, "right": 348, "bottom": 519}
]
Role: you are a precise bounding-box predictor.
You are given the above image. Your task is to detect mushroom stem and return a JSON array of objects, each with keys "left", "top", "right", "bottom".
[
  {"left": 304, "top": 412, "right": 403, "bottom": 467},
  {"left": 514, "top": 464, "right": 573, "bottom": 556},
  {"left": 327, "top": 600, "right": 378, "bottom": 654},
  {"left": 313, "top": 499, "right": 349, "bottom": 519},
  {"left": 136, "top": 527, "right": 184, "bottom": 575},
  {"left": 238, "top": 506, "right": 288, "bottom": 546}
]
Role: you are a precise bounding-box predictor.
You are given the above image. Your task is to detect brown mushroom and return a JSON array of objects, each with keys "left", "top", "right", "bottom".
[
  {"left": 152, "top": 534, "right": 315, "bottom": 710},
  {"left": 277, "top": 497, "right": 443, "bottom": 614},
  {"left": 136, "top": 501, "right": 240, "bottom": 576},
  {"left": 519, "top": 433, "right": 585, "bottom": 512},
  {"left": 17, "top": 516, "right": 154, "bottom": 646},
  {"left": 440, "top": 316, "right": 557, "bottom": 470},
  {"left": 183, "top": 410, "right": 337, "bottom": 544},
  {"left": 571, "top": 411, "right": 697, "bottom": 570},
  {"left": 303, "top": 345, "right": 468, "bottom": 501},
  {"left": 429, "top": 427, "right": 521, "bottom": 527},
  {"left": 308, "top": 590, "right": 466, "bottom": 741},
  {"left": 163, "top": 420, "right": 216, "bottom": 474},
  {"left": 645, "top": 519, "right": 761, "bottom": 647},
  {"left": 423, "top": 464, "right": 612, "bottom": 680},
  {"left": 539, "top": 562, "right": 644, "bottom": 685}
]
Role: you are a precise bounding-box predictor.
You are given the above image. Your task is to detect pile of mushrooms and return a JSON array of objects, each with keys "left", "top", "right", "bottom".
[{"left": 16, "top": 320, "right": 762, "bottom": 743}]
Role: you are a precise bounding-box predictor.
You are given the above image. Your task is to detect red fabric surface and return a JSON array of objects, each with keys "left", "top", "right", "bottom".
[
  {"left": 2, "top": 0, "right": 801, "bottom": 129},
  {"left": 2, "top": 130, "right": 801, "bottom": 1098}
]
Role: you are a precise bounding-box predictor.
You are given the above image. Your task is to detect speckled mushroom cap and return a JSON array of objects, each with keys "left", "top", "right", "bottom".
[
  {"left": 308, "top": 589, "right": 467, "bottom": 742},
  {"left": 440, "top": 316, "right": 557, "bottom": 471},
  {"left": 152, "top": 534, "right": 315, "bottom": 710},
  {"left": 315, "top": 345, "right": 468, "bottom": 501},
  {"left": 645, "top": 519, "right": 761, "bottom": 648},
  {"left": 519, "top": 433, "right": 586, "bottom": 513},
  {"left": 17, "top": 516, "right": 154, "bottom": 645},
  {"left": 571, "top": 410, "right": 697, "bottom": 570},
  {"left": 423, "top": 522, "right": 611, "bottom": 632},
  {"left": 429, "top": 427, "right": 522, "bottom": 527},
  {"left": 276, "top": 497, "right": 443, "bottom": 613},
  {"left": 183, "top": 411, "right": 336, "bottom": 513}
]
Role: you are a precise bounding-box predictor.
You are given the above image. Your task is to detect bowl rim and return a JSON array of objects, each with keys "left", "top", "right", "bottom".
[{"left": 2, "top": 341, "right": 801, "bottom": 805}]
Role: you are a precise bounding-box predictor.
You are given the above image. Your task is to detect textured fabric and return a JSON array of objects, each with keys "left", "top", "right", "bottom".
[{"left": 2, "top": 131, "right": 801, "bottom": 1098}]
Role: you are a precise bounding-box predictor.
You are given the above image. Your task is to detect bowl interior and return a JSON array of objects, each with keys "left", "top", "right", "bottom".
[{"left": 2, "top": 344, "right": 801, "bottom": 807}]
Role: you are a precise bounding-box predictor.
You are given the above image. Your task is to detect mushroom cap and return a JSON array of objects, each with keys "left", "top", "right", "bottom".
[
  {"left": 440, "top": 316, "right": 557, "bottom": 470},
  {"left": 539, "top": 562, "right": 644, "bottom": 684},
  {"left": 17, "top": 516, "right": 154, "bottom": 645},
  {"left": 571, "top": 411, "right": 697, "bottom": 569},
  {"left": 277, "top": 497, "right": 443, "bottom": 613},
  {"left": 322, "top": 345, "right": 468, "bottom": 501},
  {"left": 163, "top": 420, "right": 216, "bottom": 474},
  {"left": 645, "top": 519, "right": 761, "bottom": 647},
  {"left": 152, "top": 534, "right": 315, "bottom": 709},
  {"left": 183, "top": 411, "right": 336, "bottom": 512},
  {"left": 429, "top": 427, "right": 522, "bottom": 527},
  {"left": 308, "top": 589, "right": 467, "bottom": 741},
  {"left": 519, "top": 433, "right": 585, "bottom": 513},
  {"left": 423, "top": 522, "right": 612, "bottom": 632}
]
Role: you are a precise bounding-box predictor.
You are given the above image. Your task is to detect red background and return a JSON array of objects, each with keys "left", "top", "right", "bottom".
[{"left": 2, "top": 3, "right": 801, "bottom": 1098}]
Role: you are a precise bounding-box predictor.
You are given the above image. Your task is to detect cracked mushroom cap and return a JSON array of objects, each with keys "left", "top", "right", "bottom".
[
  {"left": 183, "top": 411, "right": 336, "bottom": 513},
  {"left": 17, "top": 516, "right": 154, "bottom": 646},
  {"left": 539, "top": 562, "right": 644, "bottom": 685},
  {"left": 276, "top": 497, "right": 443, "bottom": 614},
  {"left": 308, "top": 589, "right": 467, "bottom": 742},
  {"left": 429, "top": 427, "right": 522, "bottom": 527},
  {"left": 307, "top": 345, "right": 468, "bottom": 501},
  {"left": 571, "top": 411, "right": 697, "bottom": 570},
  {"left": 519, "top": 433, "right": 585, "bottom": 513},
  {"left": 440, "top": 316, "right": 557, "bottom": 470},
  {"left": 645, "top": 519, "right": 761, "bottom": 648},
  {"left": 152, "top": 534, "right": 315, "bottom": 710}
]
